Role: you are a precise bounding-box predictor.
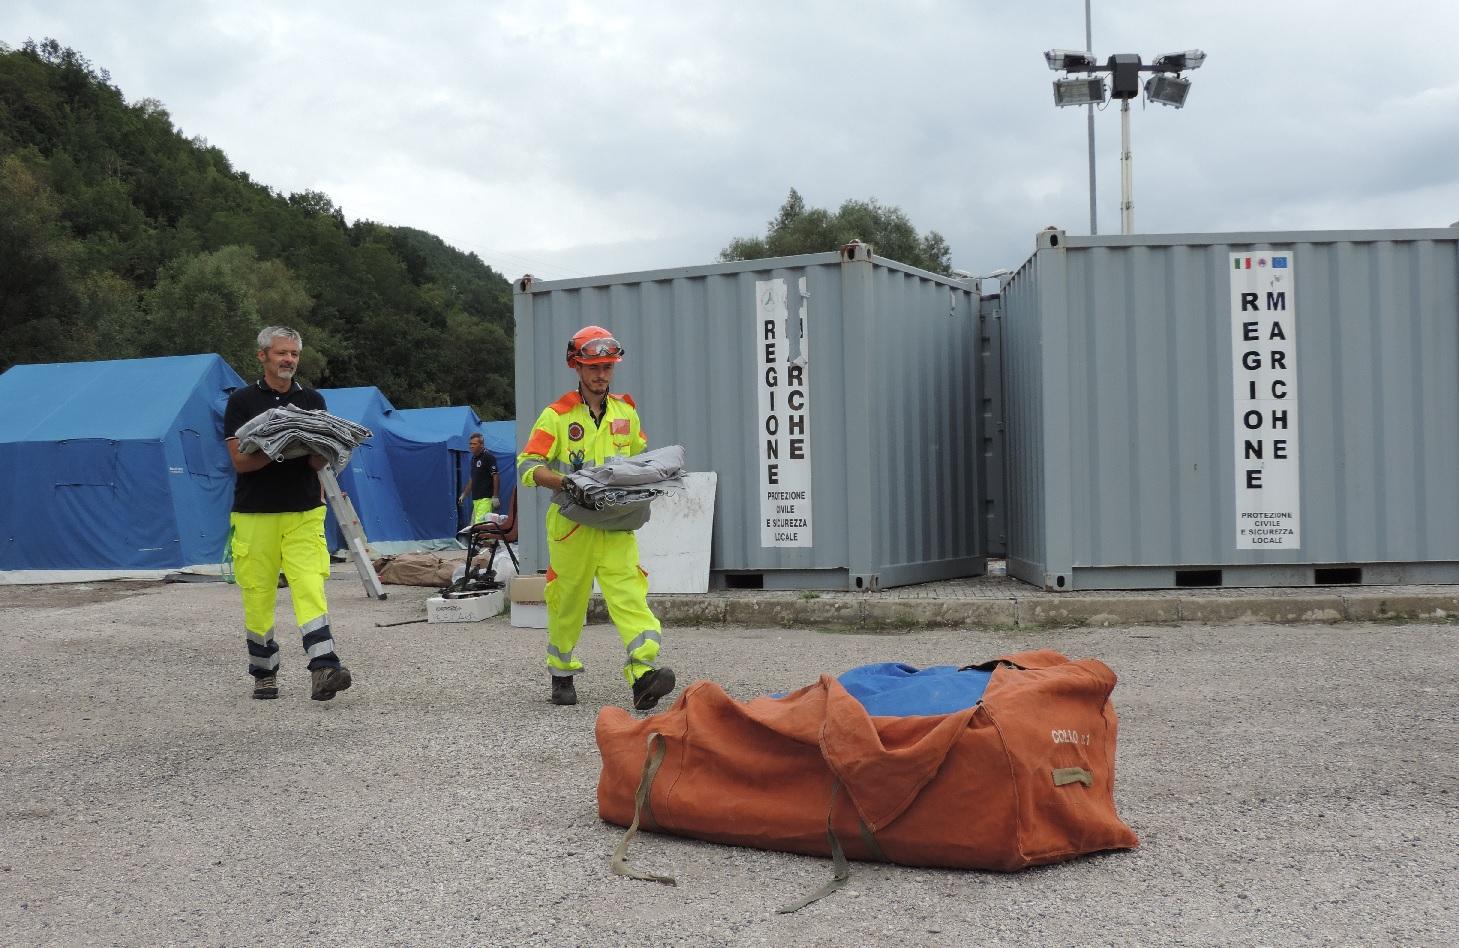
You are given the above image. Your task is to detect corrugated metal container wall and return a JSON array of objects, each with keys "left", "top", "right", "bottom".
[
  {"left": 1001, "top": 226, "right": 1459, "bottom": 590},
  {"left": 513, "top": 244, "right": 984, "bottom": 590}
]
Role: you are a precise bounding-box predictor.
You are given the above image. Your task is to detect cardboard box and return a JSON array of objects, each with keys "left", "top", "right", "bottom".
[
  {"left": 509, "top": 574, "right": 548, "bottom": 629},
  {"left": 509, "top": 575, "right": 547, "bottom": 602},
  {"left": 426, "top": 590, "right": 504, "bottom": 623}
]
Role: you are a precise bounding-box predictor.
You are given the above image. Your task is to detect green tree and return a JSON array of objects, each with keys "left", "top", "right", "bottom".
[
  {"left": 135, "top": 246, "right": 314, "bottom": 375},
  {"left": 79, "top": 270, "right": 143, "bottom": 361},
  {"left": 0, "top": 39, "right": 517, "bottom": 415},
  {"left": 0, "top": 155, "right": 81, "bottom": 364},
  {"left": 721, "top": 188, "right": 953, "bottom": 275}
]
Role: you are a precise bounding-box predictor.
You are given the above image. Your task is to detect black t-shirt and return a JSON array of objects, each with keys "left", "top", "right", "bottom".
[
  {"left": 224, "top": 380, "right": 327, "bottom": 513},
  {"left": 470, "top": 451, "right": 498, "bottom": 500}
]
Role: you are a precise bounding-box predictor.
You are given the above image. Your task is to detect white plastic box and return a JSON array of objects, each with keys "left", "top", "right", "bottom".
[
  {"left": 509, "top": 575, "right": 548, "bottom": 629},
  {"left": 426, "top": 590, "right": 504, "bottom": 623}
]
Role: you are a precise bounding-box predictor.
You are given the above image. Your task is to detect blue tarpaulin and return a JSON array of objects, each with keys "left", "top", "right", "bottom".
[
  {"left": 0, "top": 354, "right": 244, "bottom": 580},
  {"left": 835, "top": 663, "right": 993, "bottom": 716}
]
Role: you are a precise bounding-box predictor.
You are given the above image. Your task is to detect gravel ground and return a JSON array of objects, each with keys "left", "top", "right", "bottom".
[{"left": 1, "top": 579, "right": 1457, "bottom": 947}]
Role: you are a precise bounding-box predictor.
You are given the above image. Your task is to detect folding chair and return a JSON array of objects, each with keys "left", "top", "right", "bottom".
[{"left": 444, "top": 492, "right": 519, "bottom": 595}]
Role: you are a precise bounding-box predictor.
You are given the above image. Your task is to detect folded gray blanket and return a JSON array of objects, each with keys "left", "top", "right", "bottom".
[
  {"left": 555, "top": 444, "right": 686, "bottom": 530},
  {"left": 235, "top": 404, "right": 373, "bottom": 474}
]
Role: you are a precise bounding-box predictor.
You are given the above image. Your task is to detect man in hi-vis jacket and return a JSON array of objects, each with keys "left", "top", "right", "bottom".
[{"left": 517, "top": 325, "right": 676, "bottom": 710}]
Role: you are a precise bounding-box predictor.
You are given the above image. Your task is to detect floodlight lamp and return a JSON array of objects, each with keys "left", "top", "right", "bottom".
[
  {"left": 1053, "top": 77, "right": 1107, "bottom": 107},
  {"left": 1044, "top": 49, "right": 1096, "bottom": 71},
  {"left": 1145, "top": 74, "right": 1192, "bottom": 108},
  {"left": 1153, "top": 49, "right": 1207, "bottom": 72}
]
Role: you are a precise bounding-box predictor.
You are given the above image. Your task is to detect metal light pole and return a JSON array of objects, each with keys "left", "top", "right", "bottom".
[
  {"left": 1045, "top": 48, "right": 1206, "bottom": 236},
  {"left": 1120, "top": 98, "right": 1133, "bottom": 233},
  {"left": 1084, "top": 0, "right": 1097, "bottom": 236}
]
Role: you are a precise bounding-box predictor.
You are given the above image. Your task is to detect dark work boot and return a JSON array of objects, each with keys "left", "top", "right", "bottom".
[
  {"left": 310, "top": 664, "right": 352, "bottom": 701},
  {"left": 252, "top": 673, "right": 279, "bottom": 700},
  {"left": 631, "top": 667, "right": 676, "bottom": 711},
  {"left": 551, "top": 675, "right": 578, "bottom": 706}
]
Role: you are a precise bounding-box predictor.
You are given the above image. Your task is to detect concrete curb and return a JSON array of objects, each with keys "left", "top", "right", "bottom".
[{"left": 583, "top": 590, "right": 1459, "bottom": 630}]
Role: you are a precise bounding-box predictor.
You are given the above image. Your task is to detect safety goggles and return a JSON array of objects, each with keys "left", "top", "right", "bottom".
[{"left": 577, "top": 337, "right": 625, "bottom": 360}]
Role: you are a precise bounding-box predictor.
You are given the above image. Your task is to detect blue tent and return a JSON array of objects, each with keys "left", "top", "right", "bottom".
[
  {"left": 378, "top": 408, "right": 519, "bottom": 537},
  {"left": 318, "top": 391, "right": 518, "bottom": 550},
  {"left": 316, "top": 387, "right": 418, "bottom": 548},
  {"left": 386, "top": 405, "right": 482, "bottom": 538},
  {"left": 0, "top": 354, "right": 244, "bottom": 581}
]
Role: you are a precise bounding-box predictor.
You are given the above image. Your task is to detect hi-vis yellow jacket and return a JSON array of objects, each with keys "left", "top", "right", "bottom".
[{"left": 518, "top": 390, "right": 647, "bottom": 486}]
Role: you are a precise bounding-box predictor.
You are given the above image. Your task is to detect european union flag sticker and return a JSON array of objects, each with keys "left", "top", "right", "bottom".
[{"left": 1272, "top": 256, "right": 1289, "bottom": 268}]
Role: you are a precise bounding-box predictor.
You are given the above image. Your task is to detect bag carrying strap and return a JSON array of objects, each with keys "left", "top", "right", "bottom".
[
  {"left": 776, "top": 781, "right": 885, "bottom": 915},
  {"left": 610, "top": 732, "right": 677, "bottom": 886},
  {"left": 608, "top": 734, "right": 889, "bottom": 911},
  {"left": 857, "top": 812, "right": 887, "bottom": 863},
  {"left": 1053, "top": 766, "right": 1093, "bottom": 787}
]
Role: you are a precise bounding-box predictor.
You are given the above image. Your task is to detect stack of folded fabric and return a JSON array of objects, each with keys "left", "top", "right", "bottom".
[
  {"left": 556, "top": 444, "right": 685, "bottom": 530},
  {"left": 234, "top": 404, "right": 373, "bottom": 474}
]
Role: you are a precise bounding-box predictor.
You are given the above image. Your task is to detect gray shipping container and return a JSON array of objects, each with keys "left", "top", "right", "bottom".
[
  {"left": 512, "top": 242, "right": 984, "bottom": 590},
  {"left": 999, "top": 225, "right": 1459, "bottom": 591}
]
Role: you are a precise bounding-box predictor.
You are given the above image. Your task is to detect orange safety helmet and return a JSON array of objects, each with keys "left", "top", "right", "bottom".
[{"left": 566, "top": 325, "right": 625, "bottom": 368}]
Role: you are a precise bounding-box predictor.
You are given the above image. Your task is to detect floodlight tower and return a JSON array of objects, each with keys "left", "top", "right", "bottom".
[{"left": 1044, "top": 47, "right": 1207, "bottom": 234}]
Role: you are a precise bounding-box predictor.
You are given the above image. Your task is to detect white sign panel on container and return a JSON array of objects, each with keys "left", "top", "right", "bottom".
[
  {"left": 1230, "top": 251, "right": 1300, "bottom": 549},
  {"left": 756, "top": 277, "right": 813, "bottom": 547},
  {"left": 636, "top": 472, "right": 717, "bottom": 593}
]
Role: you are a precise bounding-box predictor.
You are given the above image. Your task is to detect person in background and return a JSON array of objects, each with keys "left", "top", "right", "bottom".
[
  {"left": 223, "top": 326, "right": 353, "bottom": 702},
  {"left": 458, "top": 432, "right": 500, "bottom": 524},
  {"left": 516, "top": 324, "right": 675, "bottom": 711}
]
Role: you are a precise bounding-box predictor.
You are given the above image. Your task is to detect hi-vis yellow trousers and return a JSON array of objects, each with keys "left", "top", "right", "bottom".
[
  {"left": 543, "top": 506, "right": 661, "bottom": 684},
  {"left": 471, "top": 497, "right": 499, "bottom": 524},
  {"left": 229, "top": 507, "right": 340, "bottom": 677}
]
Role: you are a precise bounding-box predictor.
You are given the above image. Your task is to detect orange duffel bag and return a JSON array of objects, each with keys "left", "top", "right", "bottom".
[{"left": 597, "top": 649, "right": 1138, "bottom": 905}]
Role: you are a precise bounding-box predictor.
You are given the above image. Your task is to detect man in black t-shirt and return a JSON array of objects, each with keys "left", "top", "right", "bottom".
[
  {"left": 457, "top": 432, "right": 500, "bottom": 524},
  {"left": 223, "top": 326, "right": 352, "bottom": 702}
]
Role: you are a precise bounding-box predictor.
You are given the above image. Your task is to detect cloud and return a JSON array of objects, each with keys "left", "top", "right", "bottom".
[{"left": 8, "top": 0, "right": 1459, "bottom": 279}]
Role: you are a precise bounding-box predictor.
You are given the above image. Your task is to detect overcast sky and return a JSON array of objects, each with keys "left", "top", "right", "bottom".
[{"left": 7, "top": 1, "right": 1459, "bottom": 283}]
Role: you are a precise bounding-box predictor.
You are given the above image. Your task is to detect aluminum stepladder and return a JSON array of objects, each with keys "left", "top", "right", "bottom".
[{"left": 318, "top": 465, "right": 387, "bottom": 600}]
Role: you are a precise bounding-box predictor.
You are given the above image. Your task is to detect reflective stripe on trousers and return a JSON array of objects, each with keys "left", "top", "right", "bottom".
[
  {"left": 543, "top": 504, "right": 662, "bottom": 683},
  {"left": 229, "top": 508, "right": 341, "bottom": 676}
]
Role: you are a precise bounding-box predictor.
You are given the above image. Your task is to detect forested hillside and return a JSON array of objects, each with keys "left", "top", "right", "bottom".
[{"left": 0, "top": 39, "right": 515, "bottom": 417}]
